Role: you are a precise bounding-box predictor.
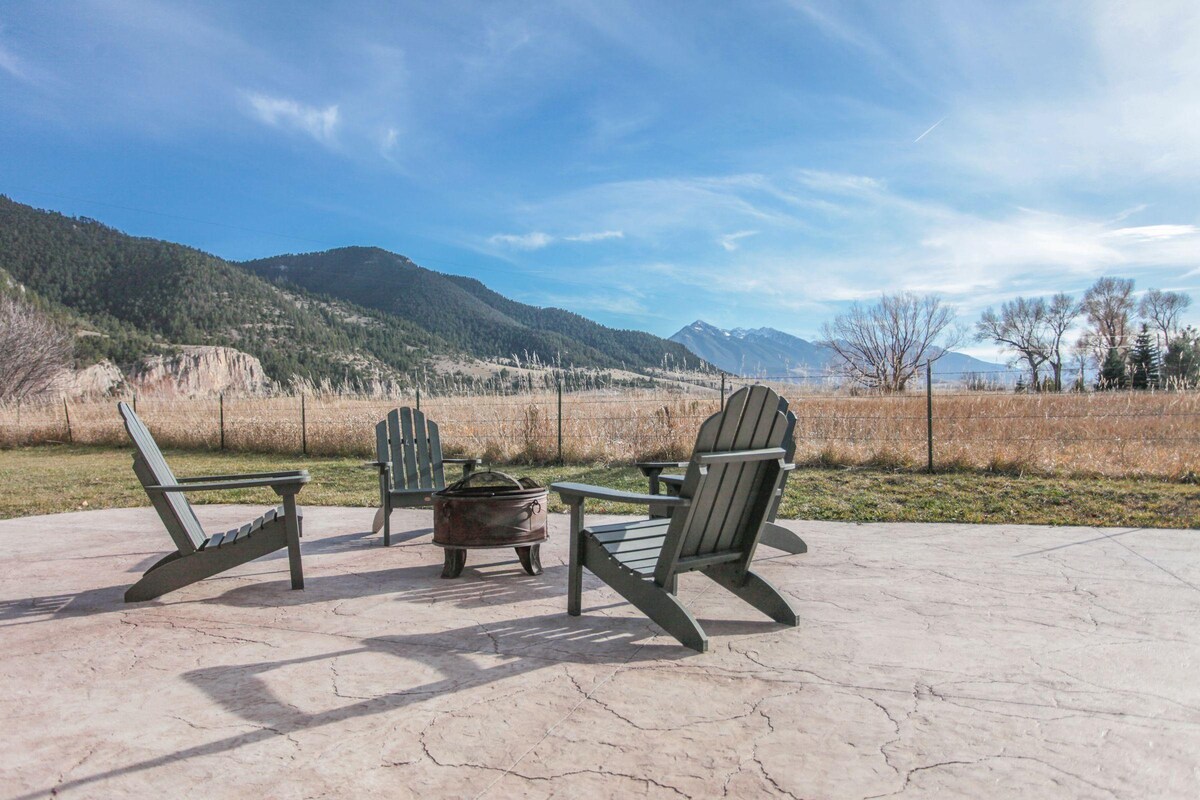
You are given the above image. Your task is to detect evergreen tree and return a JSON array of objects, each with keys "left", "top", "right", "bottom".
[
  {"left": 1129, "top": 324, "right": 1160, "bottom": 390},
  {"left": 1163, "top": 326, "right": 1200, "bottom": 388},
  {"left": 1097, "top": 346, "right": 1127, "bottom": 390}
]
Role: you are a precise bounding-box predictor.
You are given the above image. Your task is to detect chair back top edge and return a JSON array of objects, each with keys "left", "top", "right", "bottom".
[
  {"left": 376, "top": 406, "right": 446, "bottom": 491},
  {"left": 117, "top": 402, "right": 207, "bottom": 553}
]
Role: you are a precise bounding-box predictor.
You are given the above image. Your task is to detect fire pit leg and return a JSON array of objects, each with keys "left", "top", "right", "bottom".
[
  {"left": 441, "top": 548, "right": 467, "bottom": 579},
  {"left": 515, "top": 545, "right": 542, "bottom": 576}
]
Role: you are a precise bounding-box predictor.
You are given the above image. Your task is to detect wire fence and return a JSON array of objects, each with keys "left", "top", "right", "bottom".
[{"left": 1, "top": 374, "right": 1198, "bottom": 479}]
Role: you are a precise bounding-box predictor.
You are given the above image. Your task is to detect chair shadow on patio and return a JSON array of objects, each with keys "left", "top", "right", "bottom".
[
  {"left": 19, "top": 612, "right": 689, "bottom": 800},
  {"left": 205, "top": 558, "right": 572, "bottom": 610},
  {"left": 0, "top": 585, "right": 128, "bottom": 623}
]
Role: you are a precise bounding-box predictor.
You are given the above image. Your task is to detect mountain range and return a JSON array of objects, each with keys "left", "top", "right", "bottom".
[
  {"left": 242, "top": 247, "right": 701, "bottom": 372},
  {"left": 0, "top": 196, "right": 703, "bottom": 388},
  {"left": 670, "top": 320, "right": 1011, "bottom": 382}
]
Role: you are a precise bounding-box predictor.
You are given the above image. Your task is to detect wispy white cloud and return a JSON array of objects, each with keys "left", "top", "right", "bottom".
[
  {"left": 244, "top": 92, "right": 340, "bottom": 145},
  {"left": 380, "top": 127, "right": 400, "bottom": 160},
  {"left": 489, "top": 230, "right": 624, "bottom": 249},
  {"left": 1105, "top": 225, "right": 1198, "bottom": 240},
  {"left": 0, "top": 42, "right": 28, "bottom": 81},
  {"left": 563, "top": 230, "right": 623, "bottom": 243},
  {"left": 718, "top": 231, "right": 758, "bottom": 251},
  {"left": 489, "top": 231, "right": 554, "bottom": 249}
]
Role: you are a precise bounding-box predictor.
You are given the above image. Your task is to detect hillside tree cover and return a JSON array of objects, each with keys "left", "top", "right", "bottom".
[
  {"left": 242, "top": 247, "right": 704, "bottom": 373},
  {"left": 0, "top": 196, "right": 453, "bottom": 387}
]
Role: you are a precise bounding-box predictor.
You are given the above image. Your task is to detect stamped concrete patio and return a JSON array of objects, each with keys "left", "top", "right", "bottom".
[{"left": 0, "top": 505, "right": 1197, "bottom": 799}]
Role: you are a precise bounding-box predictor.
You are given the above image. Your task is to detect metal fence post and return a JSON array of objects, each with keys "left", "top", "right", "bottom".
[
  {"left": 219, "top": 392, "right": 225, "bottom": 450},
  {"left": 132, "top": 392, "right": 137, "bottom": 413},
  {"left": 416, "top": 384, "right": 421, "bottom": 413},
  {"left": 557, "top": 378, "right": 563, "bottom": 465},
  {"left": 62, "top": 396, "right": 73, "bottom": 444},
  {"left": 720, "top": 372, "right": 726, "bottom": 412},
  {"left": 301, "top": 393, "right": 307, "bottom": 456},
  {"left": 926, "top": 361, "right": 934, "bottom": 473}
]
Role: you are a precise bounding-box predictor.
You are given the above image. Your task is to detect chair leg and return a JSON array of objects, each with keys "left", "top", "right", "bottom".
[
  {"left": 704, "top": 564, "right": 798, "bottom": 626},
  {"left": 759, "top": 522, "right": 808, "bottom": 554},
  {"left": 584, "top": 539, "right": 708, "bottom": 652},
  {"left": 283, "top": 494, "right": 304, "bottom": 591},
  {"left": 382, "top": 500, "right": 392, "bottom": 547},
  {"left": 378, "top": 471, "right": 393, "bottom": 546},
  {"left": 567, "top": 501, "right": 584, "bottom": 616}
]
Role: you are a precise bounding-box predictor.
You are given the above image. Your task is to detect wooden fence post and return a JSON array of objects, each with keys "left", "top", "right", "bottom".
[
  {"left": 62, "top": 396, "right": 73, "bottom": 444},
  {"left": 557, "top": 378, "right": 563, "bottom": 465},
  {"left": 219, "top": 392, "right": 225, "bottom": 450},
  {"left": 301, "top": 393, "right": 308, "bottom": 456},
  {"left": 720, "top": 372, "right": 726, "bottom": 412}
]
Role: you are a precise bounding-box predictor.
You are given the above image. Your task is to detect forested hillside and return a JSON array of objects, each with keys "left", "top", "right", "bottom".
[
  {"left": 0, "top": 196, "right": 447, "bottom": 385},
  {"left": 242, "top": 247, "right": 704, "bottom": 371}
]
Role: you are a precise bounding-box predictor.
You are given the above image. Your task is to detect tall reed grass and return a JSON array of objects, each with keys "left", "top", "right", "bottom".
[{"left": 2, "top": 384, "right": 1196, "bottom": 479}]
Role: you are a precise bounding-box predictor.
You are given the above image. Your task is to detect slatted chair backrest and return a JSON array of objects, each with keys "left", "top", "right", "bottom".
[
  {"left": 118, "top": 402, "right": 207, "bottom": 554},
  {"left": 654, "top": 385, "right": 790, "bottom": 586},
  {"left": 375, "top": 407, "right": 447, "bottom": 493}
]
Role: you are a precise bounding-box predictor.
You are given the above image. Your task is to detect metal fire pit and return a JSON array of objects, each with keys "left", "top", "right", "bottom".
[{"left": 433, "top": 471, "right": 548, "bottom": 578}]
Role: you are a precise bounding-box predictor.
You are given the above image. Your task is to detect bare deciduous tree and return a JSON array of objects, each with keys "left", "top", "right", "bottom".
[
  {"left": 820, "top": 292, "right": 959, "bottom": 393},
  {"left": 0, "top": 295, "right": 73, "bottom": 401},
  {"left": 1045, "top": 292, "right": 1081, "bottom": 391},
  {"left": 976, "top": 293, "right": 1080, "bottom": 392},
  {"left": 1078, "top": 276, "right": 1134, "bottom": 364},
  {"left": 976, "top": 297, "right": 1050, "bottom": 389},
  {"left": 1138, "top": 288, "right": 1191, "bottom": 351}
]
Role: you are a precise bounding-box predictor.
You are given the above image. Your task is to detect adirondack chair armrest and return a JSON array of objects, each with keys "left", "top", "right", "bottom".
[
  {"left": 697, "top": 447, "right": 788, "bottom": 465},
  {"left": 445, "top": 457, "right": 481, "bottom": 475},
  {"left": 146, "top": 473, "right": 310, "bottom": 494},
  {"left": 176, "top": 470, "right": 308, "bottom": 483},
  {"left": 634, "top": 461, "right": 689, "bottom": 495},
  {"left": 551, "top": 482, "right": 690, "bottom": 508},
  {"left": 635, "top": 461, "right": 689, "bottom": 473}
]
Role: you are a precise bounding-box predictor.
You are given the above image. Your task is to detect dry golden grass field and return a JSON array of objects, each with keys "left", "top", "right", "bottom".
[{"left": 2, "top": 383, "right": 1197, "bottom": 480}]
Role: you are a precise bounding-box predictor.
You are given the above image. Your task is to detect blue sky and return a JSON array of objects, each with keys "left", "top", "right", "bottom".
[{"left": 2, "top": 1, "right": 1198, "bottom": 361}]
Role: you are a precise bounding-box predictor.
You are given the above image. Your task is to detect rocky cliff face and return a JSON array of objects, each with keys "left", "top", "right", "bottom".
[
  {"left": 127, "top": 346, "right": 271, "bottom": 396},
  {"left": 62, "top": 359, "right": 127, "bottom": 396}
]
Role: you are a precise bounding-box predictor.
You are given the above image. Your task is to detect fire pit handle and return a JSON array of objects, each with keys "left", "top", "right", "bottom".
[{"left": 446, "top": 470, "right": 527, "bottom": 492}]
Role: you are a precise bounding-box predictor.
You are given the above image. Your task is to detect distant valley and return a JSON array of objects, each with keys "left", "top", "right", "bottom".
[{"left": 670, "top": 320, "right": 1012, "bottom": 382}]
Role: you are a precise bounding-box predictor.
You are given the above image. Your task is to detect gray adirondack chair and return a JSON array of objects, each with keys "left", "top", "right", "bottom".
[
  {"left": 118, "top": 402, "right": 308, "bottom": 603},
  {"left": 636, "top": 395, "right": 807, "bottom": 555},
  {"left": 552, "top": 385, "right": 800, "bottom": 653},
  {"left": 368, "top": 407, "right": 481, "bottom": 546}
]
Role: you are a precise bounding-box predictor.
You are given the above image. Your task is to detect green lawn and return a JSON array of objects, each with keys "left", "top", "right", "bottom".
[{"left": 0, "top": 445, "right": 1195, "bottom": 528}]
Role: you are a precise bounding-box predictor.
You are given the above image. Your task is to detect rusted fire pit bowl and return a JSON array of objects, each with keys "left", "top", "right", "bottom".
[{"left": 433, "top": 471, "right": 548, "bottom": 578}]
